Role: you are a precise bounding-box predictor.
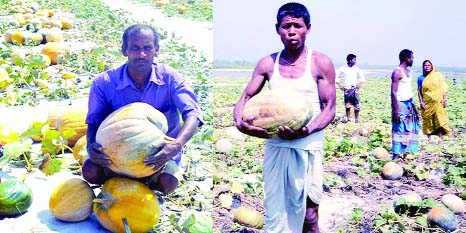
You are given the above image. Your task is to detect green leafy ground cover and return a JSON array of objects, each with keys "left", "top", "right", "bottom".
[
  {"left": 213, "top": 76, "right": 466, "bottom": 232},
  {"left": 128, "top": 0, "right": 212, "bottom": 21},
  {"left": 0, "top": 0, "right": 213, "bottom": 232}
]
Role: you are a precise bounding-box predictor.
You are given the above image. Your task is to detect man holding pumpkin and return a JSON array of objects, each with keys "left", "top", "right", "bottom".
[
  {"left": 83, "top": 24, "right": 202, "bottom": 194},
  {"left": 233, "top": 3, "right": 336, "bottom": 232}
]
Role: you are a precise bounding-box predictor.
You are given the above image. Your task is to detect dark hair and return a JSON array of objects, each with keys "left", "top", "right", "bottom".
[
  {"left": 122, "top": 24, "right": 159, "bottom": 51},
  {"left": 346, "top": 54, "right": 356, "bottom": 62},
  {"left": 422, "top": 59, "right": 433, "bottom": 75},
  {"left": 276, "top": 2, "right": 310, "bottom": 27},
  {"left": 399, "top": 49, "right": 413, "bottom": 62}
]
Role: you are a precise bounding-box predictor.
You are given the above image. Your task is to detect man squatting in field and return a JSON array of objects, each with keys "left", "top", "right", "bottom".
[
  {"left": 336, "top": 53, "right": 365, "bottom": 123},
  {"left": 234, "top": 3, "right": 336, "bottom": 233},
  {"left": 83, "top": 24, "right": 203, "bottom": 194}
]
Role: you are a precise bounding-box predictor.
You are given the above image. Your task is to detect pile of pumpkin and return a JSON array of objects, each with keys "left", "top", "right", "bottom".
[
  {"left": 0, "top": 0, "right": 75, "bottom": 92},
  {"left": 1, "top": 102, "right": 173, "bottom": 232},
  {"left": 53, "top": 102, "right": 173, "bottom": 232},
  {"left": 3, "top": 0, "right": 73, "bottom": 65}
]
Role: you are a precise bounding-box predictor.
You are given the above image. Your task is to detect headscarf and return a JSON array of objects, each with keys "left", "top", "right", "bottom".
[{"left": 421, "top": 61, "right": 448, "bottom": 117}]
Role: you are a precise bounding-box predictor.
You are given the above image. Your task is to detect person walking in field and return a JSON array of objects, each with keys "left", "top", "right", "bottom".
[
  {"left": 417, "top": 59, "right": 452, "bottom": 140},
  {"left": 233, "top": 3, "right": 336, "bottom": 232},
  {"left": 336, "top": 54, "right": 365, "bottom": 123},
  {"left": 390, "top": 49, "right": 420, "bottom": 160},
  {"left": 83, "top": 24, "right": 203, "bottom": 194}
]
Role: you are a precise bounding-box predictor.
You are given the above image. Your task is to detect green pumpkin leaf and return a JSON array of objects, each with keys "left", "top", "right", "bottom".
[
  {"left": 168, "top": 213, "right": 183, "bottom": 232},
  {"left": 61, "top": 128, "right": 76, "bottom": 140},
  {"left": 189, "top": 213, "right": 213, "bottom": 233},
  {"left": 20, "top": 121, "right": 47, "bottom": 138},
  {"left": 39, "top": 155, "right": 62, "bottom": 176},
  {"left": 181, "top": 213, "right": 196, "bottom": 230},
  {"left": 0, "top": 140, "right": 32, "bottom": 168}
]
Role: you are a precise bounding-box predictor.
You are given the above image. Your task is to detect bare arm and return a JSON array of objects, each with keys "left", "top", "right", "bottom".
[
  {"left": 391, "top": 69, "right": 401, "bottom": 122},
  {"left": 233, "top": 57, "right": 272, "bottom": 139},
  {"left": 335, "top": 68, "right": 344, "bottom": 90},
  {"left": 417, "top": 86, "right": 425, "bottom": 110},
  {"left": 306, "top": 53, "right": 336, "bottom": 134}
]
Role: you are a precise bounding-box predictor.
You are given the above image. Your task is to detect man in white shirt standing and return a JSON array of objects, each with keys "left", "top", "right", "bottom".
[{"left": 336, "top": 54, "right": 365, "bottom": 123}]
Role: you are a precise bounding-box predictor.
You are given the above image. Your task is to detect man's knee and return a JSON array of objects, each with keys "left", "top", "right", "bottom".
[
  {"left": 149, "top": 173, "right": 179, "bottom": 194},
  {"left": 82, "top": 159, "right": 108, "bottom": 185}
]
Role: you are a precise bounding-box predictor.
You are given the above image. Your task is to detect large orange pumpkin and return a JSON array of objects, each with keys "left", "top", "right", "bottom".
[
  {"left": 41, "top": 42, "right": 67, "bottom": 64},
  {"left": 57, "top": 106, "right": 88, "bottom": 147},
  {"left": 242, "top": 89, "right": 313, "bottom": 135},
  {"left": 93, "top": 177, "right": 161, "bottom": 233},
  {"left": 47, "top": 107, "right": 66, "bottom": 129},
  {"left": 49, "top": 178, "right": 95, "bottom": 222},
  {"left": 96, "top": 102, "right": 174, "bottom": 178}
]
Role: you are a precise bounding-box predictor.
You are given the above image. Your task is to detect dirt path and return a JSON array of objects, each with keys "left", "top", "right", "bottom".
[{"left": 101, "top": 0, "right": 212, "bottom": 61}]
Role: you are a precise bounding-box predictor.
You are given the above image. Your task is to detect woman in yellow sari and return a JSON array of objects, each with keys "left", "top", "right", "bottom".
[{"left": 417, "top": 60, "right": 452, "bottom": 139}]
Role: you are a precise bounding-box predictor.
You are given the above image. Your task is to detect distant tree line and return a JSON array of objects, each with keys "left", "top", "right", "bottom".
[{"left": 213, "top": 59, "right": 256, "bottom": 69}]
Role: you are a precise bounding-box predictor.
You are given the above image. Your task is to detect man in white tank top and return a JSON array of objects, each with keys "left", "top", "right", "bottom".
[
  {"left": 390, "top": 49, "right": 420, "bottom": 159},
  {"left": 233, "top": 3, "right": 336, "bottom": 232}
]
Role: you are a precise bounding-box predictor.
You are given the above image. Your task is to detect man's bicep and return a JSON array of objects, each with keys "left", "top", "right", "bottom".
[
  {"left": 243, "top": 61, "right": 269, "bottom": 98},
  {"left": 319, "top": 56, "right": 337, "bottom": 102}
]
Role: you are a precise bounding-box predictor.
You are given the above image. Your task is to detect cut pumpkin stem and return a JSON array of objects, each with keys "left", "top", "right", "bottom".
[{"left": 93, "top": 198, "right": 114, "bottom": 208}]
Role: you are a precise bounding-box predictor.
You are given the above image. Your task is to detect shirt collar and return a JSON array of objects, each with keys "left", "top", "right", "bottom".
[{"left": 116, "top": 62, "right": 165, "bottom": 90}]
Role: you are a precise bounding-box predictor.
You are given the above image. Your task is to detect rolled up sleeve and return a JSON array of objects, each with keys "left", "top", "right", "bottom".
[{"left": 170, "top": 71, "right": 204, "bottom": 127}]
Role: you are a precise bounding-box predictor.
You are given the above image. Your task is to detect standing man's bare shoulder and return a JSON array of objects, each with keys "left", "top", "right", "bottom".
[
  {"left": 391, "top": 68, "right": 402, "bottom": 81},
  {"left": 311, "top": 50, "right": 335, "bottom": 82},
  {"left": 252, "top": 53, "right": 279, "bottom": 80}
]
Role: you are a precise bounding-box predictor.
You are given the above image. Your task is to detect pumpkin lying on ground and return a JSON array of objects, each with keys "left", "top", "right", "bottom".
[
  {"left": 393, "top": 192, "right": 423, "bottom": 215},
  {"left": 242, "top": 89, "right": 313, "bottom": 135},
  {"left": 93, "top": 177, "right": 161, "bottom": 233},
  {"left": 49, "top": 178, "right": 95, "bottom": 222},
  {"left": 427, "top": 207, "right": 458, "bottom": 231},
  {"left": 0, "top": 176, "right": 33, "bottom": 216},
  {"left": 41, "top": 42, "right": 67, "bottom": 64},
  {"left": 372, "top": 147, "right": 389, "bottom": 160},
  {"left": 382, "top": 161, "right": 403, "bottom": 180},
  {"left": 232, "top": 206, "right": 264, "bottom": 229},
  {"left": 441, "top": 194, "right": 465, "bottom": 214},
  {"left": 96, "top": 102, "right": 174, "bottom": 178},
  {"left": 57, "top": 106, "right": 88, "bottom": 147},
  {"left": 72, "top": 136, "right": 87, "bottom": 165}
]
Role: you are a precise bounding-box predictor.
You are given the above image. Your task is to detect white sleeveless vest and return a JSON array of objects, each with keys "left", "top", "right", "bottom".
[
  {"left": 266, "top": 49, "right": 324, "bottom": 150},
  {"left": 395, "top": 67, "right": 414, "bottom": 101}
]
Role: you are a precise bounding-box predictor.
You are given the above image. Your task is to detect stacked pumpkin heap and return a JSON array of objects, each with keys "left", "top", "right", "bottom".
[
  {"left": 48, "top": 103, "right": 173, "bottom": 232},
  {"left": 1, "top": 0, "right": 75, "bottom": 91}
]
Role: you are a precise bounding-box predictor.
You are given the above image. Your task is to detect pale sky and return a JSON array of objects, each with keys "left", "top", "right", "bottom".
[{"left": 213, "top": 0, "right": 466, "bottom": 67}]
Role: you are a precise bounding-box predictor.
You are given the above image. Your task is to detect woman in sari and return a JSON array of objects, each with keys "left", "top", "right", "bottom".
[{"left": 417, "top": 60, "right": 452, "bottom": 140}]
